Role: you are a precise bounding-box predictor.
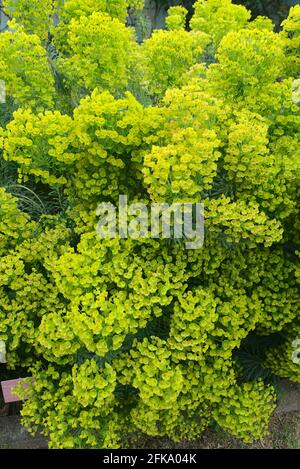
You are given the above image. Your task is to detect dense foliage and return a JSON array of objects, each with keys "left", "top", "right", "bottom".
[{"left": 0, "top": 0, "right": 299, "bottom": 448}]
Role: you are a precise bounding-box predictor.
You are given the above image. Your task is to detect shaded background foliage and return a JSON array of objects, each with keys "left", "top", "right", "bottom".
[
  {"left": 1, "top": 1, "right": 300, "bottom": 33},
  {"left": 143, "top": 0, "right": 300, "bottom": 30}
]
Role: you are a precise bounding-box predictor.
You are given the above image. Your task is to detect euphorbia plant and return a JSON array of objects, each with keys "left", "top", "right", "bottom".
[{"left": 0, "top": 0, "right": 299, "bottom": 448}]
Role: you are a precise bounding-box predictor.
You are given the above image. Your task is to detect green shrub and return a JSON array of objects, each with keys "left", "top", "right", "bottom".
[{"left": 0, "top": 0, "right": 299, "bottom": 448}]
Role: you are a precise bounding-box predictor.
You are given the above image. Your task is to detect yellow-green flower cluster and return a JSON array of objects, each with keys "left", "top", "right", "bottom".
[
  {"left": 281, "top": 5, "right": 300, "bottom": 77},
  {"left": 140, "top": 29, "right": 210, "bottom": 97},
  {"left": 190, "top": 0, "right": 251, "bottom": 46},
  {"left": 3, "top": 0, "right": 55, "bottom": 40},
  {"left": 0, "top": 25, "right": 55, "bottom": 109},
  {"left": 166, "top": 6, "right": 188, "bottom": 31},
  {"left": 57, "top": 12, "right": 134, "bottom": 93},
  {"left": 208, "top": 28, "right": 285, "bottom": 100},
  {"left": 52, "top": 0, "right": 133, "bottom": 55},
  {"left": 2, "top": 108, "right": 75, "bottom": 185},
  {"left": 0, "top": 217, "right": 71, "bottom": 364},
  {"left": 213, "top": 380, "right": 276, "bottom": 443},
  {"left": 17, "top": 362, "right": 120, "bottom": 448},
  {"left": 0, "top": 188, "right": 34, "bottom": 255},
  {"left": 57, "top": 0, "right": 130, "bottom": 23}
]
